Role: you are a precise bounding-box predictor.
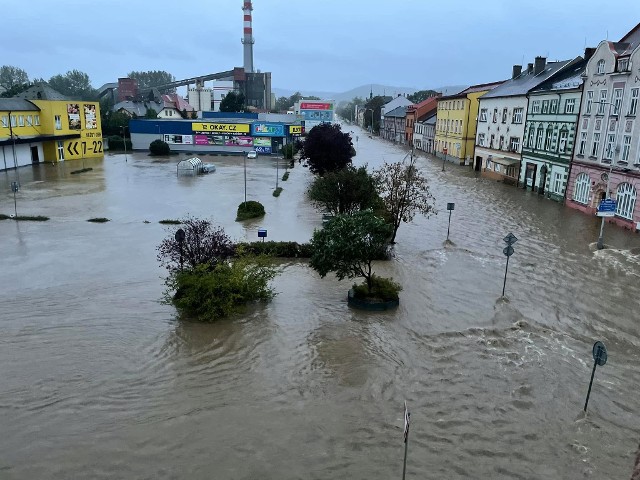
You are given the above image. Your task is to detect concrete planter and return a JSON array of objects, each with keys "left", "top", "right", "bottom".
[{"left": 347, "top": 288, "right": 399, "bottom": 311}]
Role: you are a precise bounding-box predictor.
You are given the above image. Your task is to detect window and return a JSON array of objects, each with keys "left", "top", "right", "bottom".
[
  {"left": 613, "top": 88, "right": 623, "bottom": 115},
  {"left": 509, "top": 136, "right": 520, "bottom": 152},
  {"left": 1, "top": 116, "right": 7, "bottom": 128},
  {"left": 490, "top": 134, "right": 495, "bottom": 149},
  {"left": 499, "top": 135, "right": 504, "bottom": 150},
  {"left": 479, "top": 109, "right": 487, "bottom": 122},
  {"left": 622, "top": 135, "right": 632, "bottom": 161},
  {"left": 628, "top": 88, "right": 638, "bottom": 116},
  {"left": 553, "top": 171, "right": 564, "bottom": 194},
  {"left": 585, "top": 91, "right": 594, "bottom": 114},
  {"left": 542, "top": 100, "right": 549, "bottom": 113},
  {"left": 536, "top": 126, "right": 544, "bottom": 149},
  {"left": 550, "top": 99, "right": 558, "bottom": 113},
  {"left": 528, "top": 126, "right": 535, "bottom": 147},
  {"left": 512, "top": 107, "right": 523, "bottom": 124},
  {"left": 578, "top": 131, "right": 587, "bottom": 155},
  {"left": 478, "top": 133, "right": 485, "bottom": 147},
  {"left": 573, "top": 172, "right": 591, "bottom": 204},
  {"left": 597, "top": 59, "right": 606, "bottom": 74},
  {"left": 565, "top": 98, "right": 576, "bottom": 114},
  {"left": 26, "top": 115, "right": 32, "bottom": 126},
  {"left": 502, "top": 108, "right": 508, "bottom": 123},
  {"left": 34, "top": 115, "right": 40, "bottom": 126},
  {"left": 617, "top": 57, "right": 629, "bottom": 72},
  {"left": 591, "top": 132, "right": 600, "bottom": 157},
  {"left": 57, "top": 141, "right": 65, "bottom": 161},
  {"left": 54, "top": 115, "right": 62, "bottom": 130},
  {"left": 604, "top": 133, "right": 616, "bottom": 160},
  {"left": 598, "top": 90, "right": 607, "bottom": 114},
  {"left": 532, "top": 100, "right": 541, "bottom": 114},
  {"left": 558, "top": 129, "right": 568, "bottom": 153},
  {"left": 615, "top": 183, "right": 636, "bottom": 219},
  {"left": 18, "top": 115, "right": 24, "bottom": 126},
  {"left": 544, "top": 126, "right": 553, "bottom": 150},
  {"left": 10, "top": 115, "right": 16, "bottom": 127},
  {"left": 492, "top": 108, "right": 498, "bottom": 123}
]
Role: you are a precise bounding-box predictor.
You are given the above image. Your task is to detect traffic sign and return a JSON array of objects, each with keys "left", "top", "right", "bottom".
[
  {"left": 592, "top": 341, "right": 607, "bottom": 366},
  {"left": 597, "top": 198, "right": 616, "bottom": 217},
  {"left": 11, "top": 181, "right": 19, "bottom": 193},
  {"left": 446, "top": 202, "right": 455, "bottom": 211},
  {"left": 503, "top": 232, "right": 518, "bottom": 245},
  {"left": 503, "top": 245, "right": 514, "bottom": 257}
]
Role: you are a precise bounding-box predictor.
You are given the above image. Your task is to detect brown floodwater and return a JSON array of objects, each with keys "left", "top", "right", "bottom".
[{"left": 1, "top": 127, "right": 639, "bottom": 479}]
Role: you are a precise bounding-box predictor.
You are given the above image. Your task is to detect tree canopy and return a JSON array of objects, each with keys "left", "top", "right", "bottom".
[
  {"left": 336, "top": 96, "right": 365, "bottom": 121},
  {"left": 407, "top": 89, "right": 440, "bottom": 104},
  {"left": 310, "top": 210, "right": 391, "bottom": 293},
  {"left": 127, "top": 70, "right": 175, "bottom": 91},
  {"left": 219, "top": 91, "right": 245, "bottom": 112},
  {"left": 307, "top": 164, "right": 382, "bottom": 216},
  {"left": 373, "top": 155, "right": 436, "bottom": 243},
  {"left": 363, "top": 96, "right": 386, "bottom": 133},
  {"left": 0, "top": 65, "right": 29, "bottom": 90},
  {"left": 300, "top": 123, "right": 354, "bottom": 175},
  {"left": 48, "top": 70, "right": 97, "bottom": 100}
]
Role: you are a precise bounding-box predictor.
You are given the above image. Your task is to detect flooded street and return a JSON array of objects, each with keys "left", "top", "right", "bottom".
[{"left": 1, "top": 127, "right": 640, "bottom": 479}]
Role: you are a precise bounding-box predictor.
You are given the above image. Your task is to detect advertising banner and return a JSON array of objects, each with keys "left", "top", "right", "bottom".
[
  {"left": 289, "top": 125, "right": 304, "bottom": 135},
  {"left": 191, "top": 122, "right": 250, "bottom": 135},
  {"left": 225, "top": 136, "right": 253, "bottom": 147},
  {"left": 253, "top": 138, "right": 271, "bottom": 147},
  {"left": 302, "top": 110, "right": 333, "bottom": 122},
  {"left": 252, "top": 123, "right": 285, "bottom": 137},
  {"left": 83, "top": 104, "right": 97, "bottom": 129},
  {"left": 300, "top": 102, "right": 332, "bottom": 110},
  {"left": 255, "top": 146, "right": 272, "bottom": 154},
  {"left": 163, "top": 134, "right": 193, "bottom": 144},
  {"left": 67, "top": 104, "right": 81, "bottom": 130}
]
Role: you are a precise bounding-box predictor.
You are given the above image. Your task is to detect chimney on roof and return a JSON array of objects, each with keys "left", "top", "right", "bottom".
[
  {"left": 534, "top": 56, "right": 547, "bottom": 75},
  {"left": 512, "top": 65, "right": 522, "bottom": 79},
  {"left": 584, "top": 47, "right": 596, "bottom": 61},
  {"left": 527, "top": 63, "right": 534, "bottom": 74}
]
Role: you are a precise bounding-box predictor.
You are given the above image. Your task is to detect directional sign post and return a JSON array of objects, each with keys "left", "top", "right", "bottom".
[
  {"left": 584, "top": 341, "right": 607, "bottom": 412},
  {"left": 258, "top": 228, "right": 267, "bottom": 243},
  {"left": 11, "top": 181, "right": 19, "bottom": 217},
  {"left": 446, "top": 203, "right": 455, "bottom": 241},
  {"left": 501, "top": 233, "right": 518, "bottom": 297},
  {"left": 597, "top": 198, "right": 616, "bottom": 217}
]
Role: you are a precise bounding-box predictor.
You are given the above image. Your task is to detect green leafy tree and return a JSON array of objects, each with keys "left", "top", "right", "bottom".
[
  {"left": 308, "top": 165, "right": 382, "bottom": 216},
  {"left": 48, "top": 70, "right": 97, "bottom": 100},
  {"left": 0, "top": 82, "right": 32, "bottom": 98},
  {"left": 336, "top": 96, "right": 365, "bottom": 121},
  {"left": 0, "top": 65, "right": 29, "bottom": 90},
  {"left": 219, "top": 91, "right": 245, "bottom": 112},
  {"left": 145, "top": 108, "right": 158, "bottom": 119},
  {"left": 149, "top": 139, "right": 170, "bottom": 155},
  {"left": 373, "top": 155, "right": 436, "bottom": 243},
  {"left": 363, "top": 96, "right": 386, "bottom": 133},
  {"left": 300, "top": 123, "right": 354, "bottom": 175},
  {"left": 310, "top": 210, "right": 392, "bottom": 294},
  {"left": 407, "top": 89, "right": 440, "bottom": 104},
  {"left": 127, "top": 70, "right": 175, "bottom": 91}
]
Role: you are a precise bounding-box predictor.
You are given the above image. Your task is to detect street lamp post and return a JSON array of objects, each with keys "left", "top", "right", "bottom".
[
  {"left": 365, "top": 108, "right": 374, "bottom": 135},
  {"left": 596, "top": 100, "right": 617, "bottom": 250},
  {"left": 244, "top": 153, "right": 248, "bottom": 204},
  {"left": 122, "top": 125, "right": 128, "bottom": 162}
]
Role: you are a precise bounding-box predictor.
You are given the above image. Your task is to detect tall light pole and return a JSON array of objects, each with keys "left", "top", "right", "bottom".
[
  {"left": 596, "top": 100, "right": 617, "bottom": 250},
  {"left": 122, "top": 125, "right": 128, "bottom": 162}
]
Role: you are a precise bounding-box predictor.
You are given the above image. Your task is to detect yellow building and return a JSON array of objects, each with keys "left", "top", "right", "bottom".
[
  {"left": 434, "top": 81, "right": 504, "bottom": 166},
  {"left": 1, "top": 85, "right": 102, "bottom": 170}
]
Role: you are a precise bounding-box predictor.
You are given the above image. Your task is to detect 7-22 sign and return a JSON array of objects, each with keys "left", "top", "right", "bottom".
[{"left": 82, "top": 140, "right": 103, "bottom": 154}]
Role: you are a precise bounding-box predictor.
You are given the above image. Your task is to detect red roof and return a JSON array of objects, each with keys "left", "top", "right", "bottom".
[{"left": 406, "top": 95, "right": 440, "bottom": 119}]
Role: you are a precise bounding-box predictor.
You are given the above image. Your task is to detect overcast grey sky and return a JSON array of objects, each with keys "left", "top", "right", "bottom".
[{"left": 5, "top": 0, "right": 640, "bottom": 94}]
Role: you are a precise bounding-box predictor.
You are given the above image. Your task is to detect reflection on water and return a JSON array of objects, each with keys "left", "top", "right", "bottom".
[{"left": 1, "top": 133, "right": 640, "bottom": 479}]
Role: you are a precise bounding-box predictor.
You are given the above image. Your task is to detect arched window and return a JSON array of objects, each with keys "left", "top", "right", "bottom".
[
  {"left": 597, "top": 59, "right": 606, "bottom": 74},
  {"left": 573, "top": 172, "right": 591, "bottom": 204},
  {"left": 615, "top": 183, "right": 637, "bottom": 219}
]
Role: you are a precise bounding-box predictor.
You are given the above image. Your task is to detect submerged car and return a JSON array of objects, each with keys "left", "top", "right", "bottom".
[
  {"left": 201, "top": 163, "right": 216, "bottom": 173},
  {"left": 247, "top": 150, "right": 258, "bottom": 159}
]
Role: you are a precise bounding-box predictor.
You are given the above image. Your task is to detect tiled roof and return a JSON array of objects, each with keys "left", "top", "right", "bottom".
[
  {"left": 0, "top": 98, "right": 40, "bottom": 111},
  {"left": 16, "top": 84, "right": 70, "bottom": 101},
  {"left": 481, "top": 60, "right": 572, "bottom": 99},
  {"left": 385, "top": 106, "right": 407, "bottom": 117},
  {"left": 530, "top": 57, "right": 586, "bottom": 93},
  {"left": 422, "top": 112, "right": 437, "bottom": 125}
]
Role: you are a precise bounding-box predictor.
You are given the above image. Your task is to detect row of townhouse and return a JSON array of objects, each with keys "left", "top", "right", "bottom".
[{"left": 384, "top": 22, "right": 640, "bottom": 232}]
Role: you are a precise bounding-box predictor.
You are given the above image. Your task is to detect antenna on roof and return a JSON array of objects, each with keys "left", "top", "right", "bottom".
[{"left": 606, "top": 30, "right": 609, "bottom": 40}]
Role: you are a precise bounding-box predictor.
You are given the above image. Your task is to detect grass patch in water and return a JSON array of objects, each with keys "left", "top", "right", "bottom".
[
  {"left": 0, "top": 214, "right": 49, "bottom": 221},
  {"left": 273, "top": 187, "right": 283, "bottom": 197},
  {"left": 87, "top": 217, "right": 110, "bottom": 223},
  {"left": 282, "top": 171, "right": 289, "bottom": 181},
  {"left": 70, "top": 167, "right": 93, "bottom": 175},
  {"left": 159, "top": 219, "right": 181, "bottom": 225}
]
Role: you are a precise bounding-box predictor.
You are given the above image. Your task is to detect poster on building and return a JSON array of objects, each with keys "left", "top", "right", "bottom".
[
  {"left": 84, "top": 104, "right": 97, "bottom": 129},
  {"left": 163, "top": 134, "right": 193, "bottom": 145},
  {"left": 253, "top": 137, "right": 272, "bottom": 154},
  {"left": 252, "top": 123, "right": 285, "bottom": 137},
  {"left": 224, "top": 136, "right": 253, "bottom": 147},
  {"left": 67, "top": 104, "right": 81, "bottom": 130}
]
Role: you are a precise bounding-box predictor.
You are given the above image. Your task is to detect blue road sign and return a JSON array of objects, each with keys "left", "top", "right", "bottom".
[{"left": 597, "top": 198, "right": 616, "bottom": 217}]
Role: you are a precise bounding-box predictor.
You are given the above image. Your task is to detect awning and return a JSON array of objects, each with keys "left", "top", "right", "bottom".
[
  {"left": 491, "top": 156, "right": 520, "bottom": 166},
  {"left": 0, "top": 133, "right": 81, "bottom": 147}
]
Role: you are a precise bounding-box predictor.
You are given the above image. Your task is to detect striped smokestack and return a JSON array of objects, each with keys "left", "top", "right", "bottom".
[{"left": 241, "top": 1, "right": 255, "bottom": 73}]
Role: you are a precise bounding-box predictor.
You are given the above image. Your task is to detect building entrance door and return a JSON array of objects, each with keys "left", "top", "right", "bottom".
[
  {"left": 30, "top": 146, "right": 40, "bottom": 164},
  {"left": 525, "top": 163, "right": 536, "bottom": 190},
  {"left": 475, "top": 156, "right": 482, "bottom": 171}
]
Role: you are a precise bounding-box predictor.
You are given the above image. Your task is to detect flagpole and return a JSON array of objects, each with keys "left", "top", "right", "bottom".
[{"left": 402, "top": 401, "right": 410, "bottom": 480}]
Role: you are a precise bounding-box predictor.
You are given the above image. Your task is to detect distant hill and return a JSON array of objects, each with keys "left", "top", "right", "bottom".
[{"left": 272, "top": 84, "right": 468, "bottom": 103}]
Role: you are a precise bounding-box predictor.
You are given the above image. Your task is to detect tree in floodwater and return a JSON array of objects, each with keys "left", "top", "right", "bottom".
[
  {"left": 300, "top": 123, "right": 354, "bottom": 175},
  {"left": 374, "top": 155, "right": 436, "bottom": 243}
]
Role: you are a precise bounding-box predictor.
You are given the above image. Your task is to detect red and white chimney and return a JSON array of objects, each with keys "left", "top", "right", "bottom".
[{"left": 241, "top": 1, "right": 255, "bottom": 73}]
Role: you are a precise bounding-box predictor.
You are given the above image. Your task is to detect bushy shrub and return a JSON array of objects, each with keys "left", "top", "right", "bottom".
[
  {"left": 169, "top": 257, "right": 277, "bottom": 321},
  {"left": 149, "top": 139, "right": 170, "bottom": 155},
  {"left": 236, "top": 201, "right": 265, "bottom": 221},
  {"left": 273, "top": 187, "right": 283, "bottom": 197},
  {"left": 236, "top": 241, "right": 313, "bottom": 258},
  {"left": 87, "top": 217, "right": 110, "bottom": 223},
  {"left": 352, "top": 275, "right": 402, "bottom": 301},
  {"left": 282, "top": 171, "right": 290, "bottom": 181},
  {"left": 107, "top": 135, "right": 132, "bottom": 151}
]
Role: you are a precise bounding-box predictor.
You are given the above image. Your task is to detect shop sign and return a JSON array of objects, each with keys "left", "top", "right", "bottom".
[
  {"left": 191, "top": 122, "right": 250, "bottom": 134},
  {"left": 289, "top": 125, "right": 304, "bottom": 135},
  {"left": 252, "top": 123, "right": 284, "bottom": 137}
]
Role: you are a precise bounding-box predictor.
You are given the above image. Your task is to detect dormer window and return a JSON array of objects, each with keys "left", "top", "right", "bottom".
[
  {"left": 617, "top": 57, "right": 630, "bottom": 72},
  {"left": 597, "top": 59, "right": 606, "bottom": 74}
]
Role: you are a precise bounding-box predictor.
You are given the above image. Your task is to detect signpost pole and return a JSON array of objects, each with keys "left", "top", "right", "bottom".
[
  {"left": 501, "top": 233, "right": 517, "bottom": 297},
  {"left": 446, "top": 203, "right": 455, "bottom": 241},
  {"left": 502, "top": 255, "right": 510, "bottom": 297},
  {"left": 11, "top": 181, "right": 19, "bottom": 217},
  {"left": 584, "top": 341, "right": 607, "bottom": 412},
  {"left": 583, "top": 359, "right": 598, "bottom": 412},
  {"left": 402, "top": 401, "right": 410, "bottom": 480}
]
